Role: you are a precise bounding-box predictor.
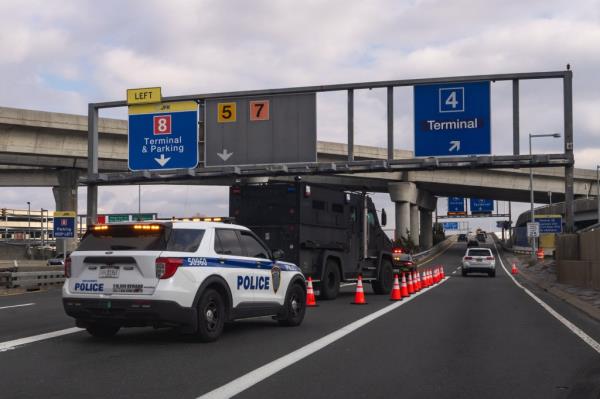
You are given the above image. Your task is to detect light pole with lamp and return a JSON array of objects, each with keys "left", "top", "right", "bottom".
[
  {"left": 529, "top": 133, "right": 561, "bottom": 259},
  {"left": 596, "top": 164, "right": 599, "bottom": 224},
  {"left": 26, "top": 201, "right": 31, "bottom": 241}
]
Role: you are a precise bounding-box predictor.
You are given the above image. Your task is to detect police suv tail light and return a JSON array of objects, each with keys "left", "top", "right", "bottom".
[
  {"left": 464, "top": 256, "right": 473, "bottom": 260},
  {"left": 156, "top": 257, "right": 183, "bottom": 279},
  {"left": 486, "top": 256, "right": 494, "bottom": 260},
  {"left": 64, "top": 257, "right": 72, "bottom": 278}
]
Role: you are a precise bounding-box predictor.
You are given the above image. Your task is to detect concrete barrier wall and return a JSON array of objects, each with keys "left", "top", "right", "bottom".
[
  {"left": 557, "top": 229, "right": 600, "bottom": 288},
  {"left": 556, "top": 234, "right": 579, "bottom": 261}
]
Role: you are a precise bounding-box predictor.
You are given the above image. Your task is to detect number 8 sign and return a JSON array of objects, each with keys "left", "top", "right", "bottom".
[{"left": 153, "top": 115, "right": 172, "bottom": 135}]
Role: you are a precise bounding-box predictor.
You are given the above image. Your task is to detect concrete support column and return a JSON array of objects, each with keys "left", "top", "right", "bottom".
[
  {"left": 52, "top": 169, "right": 79, "bottom": 253},
  {"left": 410, "top": 204, "right": 420, "bottom": 246},
  {"left": 395, "top": 201, "right": 410, "bottom": 240},
  {"left": 419, "top": 210, "right": 433, "bottom": 250},
  {"left": 389, "top": 182, "right": 417, "bottom": 242}
]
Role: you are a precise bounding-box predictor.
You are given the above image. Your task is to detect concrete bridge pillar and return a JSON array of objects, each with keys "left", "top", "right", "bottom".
[
  {"left": 410, "top": 204, "right": 420, "bottom": 246},
  {"left": 417, "top": 190, "right": 436, "bottom": 250},
  {"left": 52, "top": 169, "right": 79, "bottom": 254},
  {"left": 389, "top": 182, "right": 417, "bottom": 242},
  {"left": 419, "top": 210, "right": 433, "bottom": 250}
]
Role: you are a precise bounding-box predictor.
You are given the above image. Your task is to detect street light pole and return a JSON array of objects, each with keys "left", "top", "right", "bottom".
[
  {"left": 27, "top": 201, "right": 31, "bottom": 241},
  {"left": 529, "top": 133, "right": 561, "bottom": 259},
  {"left": 597, "top": 164, "right": 599, "bottom": 224}
]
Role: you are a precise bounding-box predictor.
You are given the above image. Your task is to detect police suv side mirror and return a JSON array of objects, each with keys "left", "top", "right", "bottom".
[
  {"left": 272, "top": 249, "right": 285, "bottom": 260},
  {"left": 381, "top": 208, "right": 387, "bottom": 226}
]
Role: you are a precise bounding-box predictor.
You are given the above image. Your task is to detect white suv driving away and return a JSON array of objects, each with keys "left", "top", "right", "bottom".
[
  {"left": 62, "top": 220, "right": 306, "bottom": 341},
  {"left": 462, "top": 247, "right": 496, "bottom": 277}
]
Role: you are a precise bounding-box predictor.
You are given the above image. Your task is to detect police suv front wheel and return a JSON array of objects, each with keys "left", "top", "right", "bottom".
[
  {"left": 278, "top": 283, "right": 306, "bottom": 327},
  {"left": 196, "top": 288, "right": 225, "bottom": 342}
]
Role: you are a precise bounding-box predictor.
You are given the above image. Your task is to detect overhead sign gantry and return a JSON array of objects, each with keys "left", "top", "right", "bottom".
[{"left": 85, "top": 70, "right": 576, "bottom": 232}]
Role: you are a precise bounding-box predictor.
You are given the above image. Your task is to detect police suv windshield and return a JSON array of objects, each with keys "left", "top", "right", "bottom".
[{"left": 77, "top": 224, "right": 205, "bottom": 252}]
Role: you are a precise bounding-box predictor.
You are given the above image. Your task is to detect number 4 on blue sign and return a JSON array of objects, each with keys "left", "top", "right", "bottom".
[{"left": 439, "top": 87, "right": 464, "bottom": 113}]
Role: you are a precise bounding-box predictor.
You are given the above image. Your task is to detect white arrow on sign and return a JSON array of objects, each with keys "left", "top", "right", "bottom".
[
  {"left": 154, "top": 154, "right": 171, "bottom": 167},
  {"left": 449, "top": 140, "right": 461, "bottom": 152},
  {"left": 217, "top": 149, "right": 233, "bottom": 161}
]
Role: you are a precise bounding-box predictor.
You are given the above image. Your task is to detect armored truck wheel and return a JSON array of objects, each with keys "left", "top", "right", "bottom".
[
  {"left": 320, "top": 260, "right": 341, "bottom": 300},
  {"left": 372, "top": 259, "right": 394, "bottom": 295}
]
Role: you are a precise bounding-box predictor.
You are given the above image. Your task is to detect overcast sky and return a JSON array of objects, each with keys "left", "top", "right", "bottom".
[{"left": 1, "top": 0, "right": 599, "bottom": 233}]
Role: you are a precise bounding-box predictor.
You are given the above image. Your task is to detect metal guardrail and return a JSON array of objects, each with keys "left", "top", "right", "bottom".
[
  {"left": 3, "top": 270, "right": 65, "bottom": 290},
  {"left": 413, "top": 236, "right": 456, "bottom": 264}
]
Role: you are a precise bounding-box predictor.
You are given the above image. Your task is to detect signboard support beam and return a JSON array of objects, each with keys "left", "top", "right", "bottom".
[
  {"left": 387, "top": 86, "right": 394, "bottom": 161},
  {"left": 563, "top": 70, "right": 575, "bottom": 233},
  {"left": 348, "top": 89, "right": 354, "bottom": 161},
  {"left": 87, "top": 104, "right": 98, "bottom": 227},
  {"left": 512, "top": 79, "right": 520, "bottom": 155}
]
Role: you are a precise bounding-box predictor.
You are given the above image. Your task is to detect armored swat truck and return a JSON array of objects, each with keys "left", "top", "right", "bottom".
[{"left": 229, "top": 183, "right": 397, "bottom": 299}]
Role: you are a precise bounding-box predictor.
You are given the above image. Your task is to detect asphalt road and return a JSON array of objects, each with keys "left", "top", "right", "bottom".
[{"left": 1, "top": 240, "right": 599, "bottom": 399}]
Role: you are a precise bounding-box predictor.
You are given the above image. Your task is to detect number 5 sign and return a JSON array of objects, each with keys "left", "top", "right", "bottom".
[{"left": 217, "top": 102, "right": 236, "bottom": 123}]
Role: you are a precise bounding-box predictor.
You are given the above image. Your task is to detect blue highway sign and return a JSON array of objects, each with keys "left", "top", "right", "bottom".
[
  {"left": 535, "top": 215, "right": 562, "bottom": 234},
  {"left": 470, "top": 198, "right": 494, "bottom": 214},
  {"left": 442, "top": 222, "right": 459, "bottom": 230},
  {"left": 53, "top": 211, "right": 76, "bottom": 238},
  {"left": 448, "top": 197, "right": 465, "bottom": 214},
  {"left": 128, "top": 101, "right": 198, "bottom": 171},
  {"left": 414, "top": 81, "right": 491, "bottom": 157}
]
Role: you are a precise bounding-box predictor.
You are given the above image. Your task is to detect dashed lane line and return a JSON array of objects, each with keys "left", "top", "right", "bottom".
[
  {"left": 198, "top": 276, "right": 451, "bottom": 399},
  {"left": 492, "top": 242, "right": 600, "bottom": 355},
  {"left": 0, "top": 328, "right": 82, "bottom": 353},
  {"left": 0, "top": 303, "right": 35, "bottom": 310}
]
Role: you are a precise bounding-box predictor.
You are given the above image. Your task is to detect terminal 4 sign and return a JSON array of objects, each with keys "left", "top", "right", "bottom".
[{"left": 414, "top": 81, "right": 491, "bottom": 157}]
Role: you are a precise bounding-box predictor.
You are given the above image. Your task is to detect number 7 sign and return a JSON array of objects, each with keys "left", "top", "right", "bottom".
[{"left": 249, "top": 100, "right": 270, "bottom": 121}]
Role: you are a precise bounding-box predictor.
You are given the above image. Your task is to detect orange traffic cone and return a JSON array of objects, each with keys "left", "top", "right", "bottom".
[
  {"left": 407, "top": 272, "right": 415, "bottom": 294},
  {"left": 352, "top": 275, "right": 367, "bottom": 304},
  {"left": 511, "top": 263, "right": 518, "bottom": 275},
  {"left": 440, "top": 266, "right": 445, "bottom": 280},
  {"left": 306, "top": 277, "right": 318, "bottom": 307},
  {"left": 401, "top": 273, "right": 409, "bottom": 297},
  {"left": 414, "top": 271, "right": 421, "bottom": 291},
  {"left": 434, "top": 267, "right": 440, "bottom": 283},
  {"left": 421, "top": 270, "right": 427, "bottom": 288},
  {"left": 390, "top": 274, "right": 402, "bottom": 301}
]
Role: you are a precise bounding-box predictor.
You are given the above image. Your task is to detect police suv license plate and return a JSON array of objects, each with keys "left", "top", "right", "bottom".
[{"left": 99, "top": 266, "right": 119, "bottom": 278}]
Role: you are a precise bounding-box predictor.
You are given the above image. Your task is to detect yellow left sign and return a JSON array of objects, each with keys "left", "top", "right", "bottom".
[
  {"left": 127, "top": 87, "right": 162, "bottom": 105},
  {"left": 54, "top": 211, "right": 76, "bottom": 217}
]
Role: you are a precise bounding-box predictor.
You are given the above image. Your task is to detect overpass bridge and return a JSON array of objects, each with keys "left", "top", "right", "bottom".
[{"left": 1, "top": 106, "right": 598, "bottom": 249}]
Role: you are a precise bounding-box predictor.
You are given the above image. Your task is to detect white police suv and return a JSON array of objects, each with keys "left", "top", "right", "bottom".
[{"left": 62, "top": 219, "right": 306, "bottom": 341}]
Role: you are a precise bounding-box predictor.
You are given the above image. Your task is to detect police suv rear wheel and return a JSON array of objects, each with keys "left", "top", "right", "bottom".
[
  {"left": 86, "top": 323, "right": 120, "bottom": 338},
  {"left": 197, "top": 288, "right": 225, "bottom": 342},
  {"left": 278, "top": 283, "right": 306, "bottom": 327}
]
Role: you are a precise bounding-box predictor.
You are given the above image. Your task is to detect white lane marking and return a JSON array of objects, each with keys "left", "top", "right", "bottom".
[
  {"left": 452, "top": 270, "right": 457, "bottom": 275},
  {"left": 492, "top": 242, "right": 600, "bottom": 355},
  {"left": 340, "top": 283, "right": 356, "bottom": 288},
  {"left": 198, "top": 277, "right": 450, "bottom": 399},
  {"left": 0, "top": 303, "right": 35, "bottom": 310},
  {"left": 0, "top": 327, "right": 82, "bottom": 353}
]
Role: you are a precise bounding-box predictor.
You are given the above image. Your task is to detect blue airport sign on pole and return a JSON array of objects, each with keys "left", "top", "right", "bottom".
[
  {"left": 53, "top": 211, "right": 76, "bottom": 238},
  {"left": 414, "top": 81, "right": 491, "bottom": 157},
  {"left": 470, "top": 198, "right": 494, "bottom": 214},
  {"left": 128, "top": 101, "right": 199, "bottom": 171},
  {"left": 448, "top": 197, "right": 465, "bottom": 214},
  {"left": 442, "top": 222, "right": 459, "bottom": 230},
  {"left": 535, "top": 215, "right": 563, "bottom": 233}
]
